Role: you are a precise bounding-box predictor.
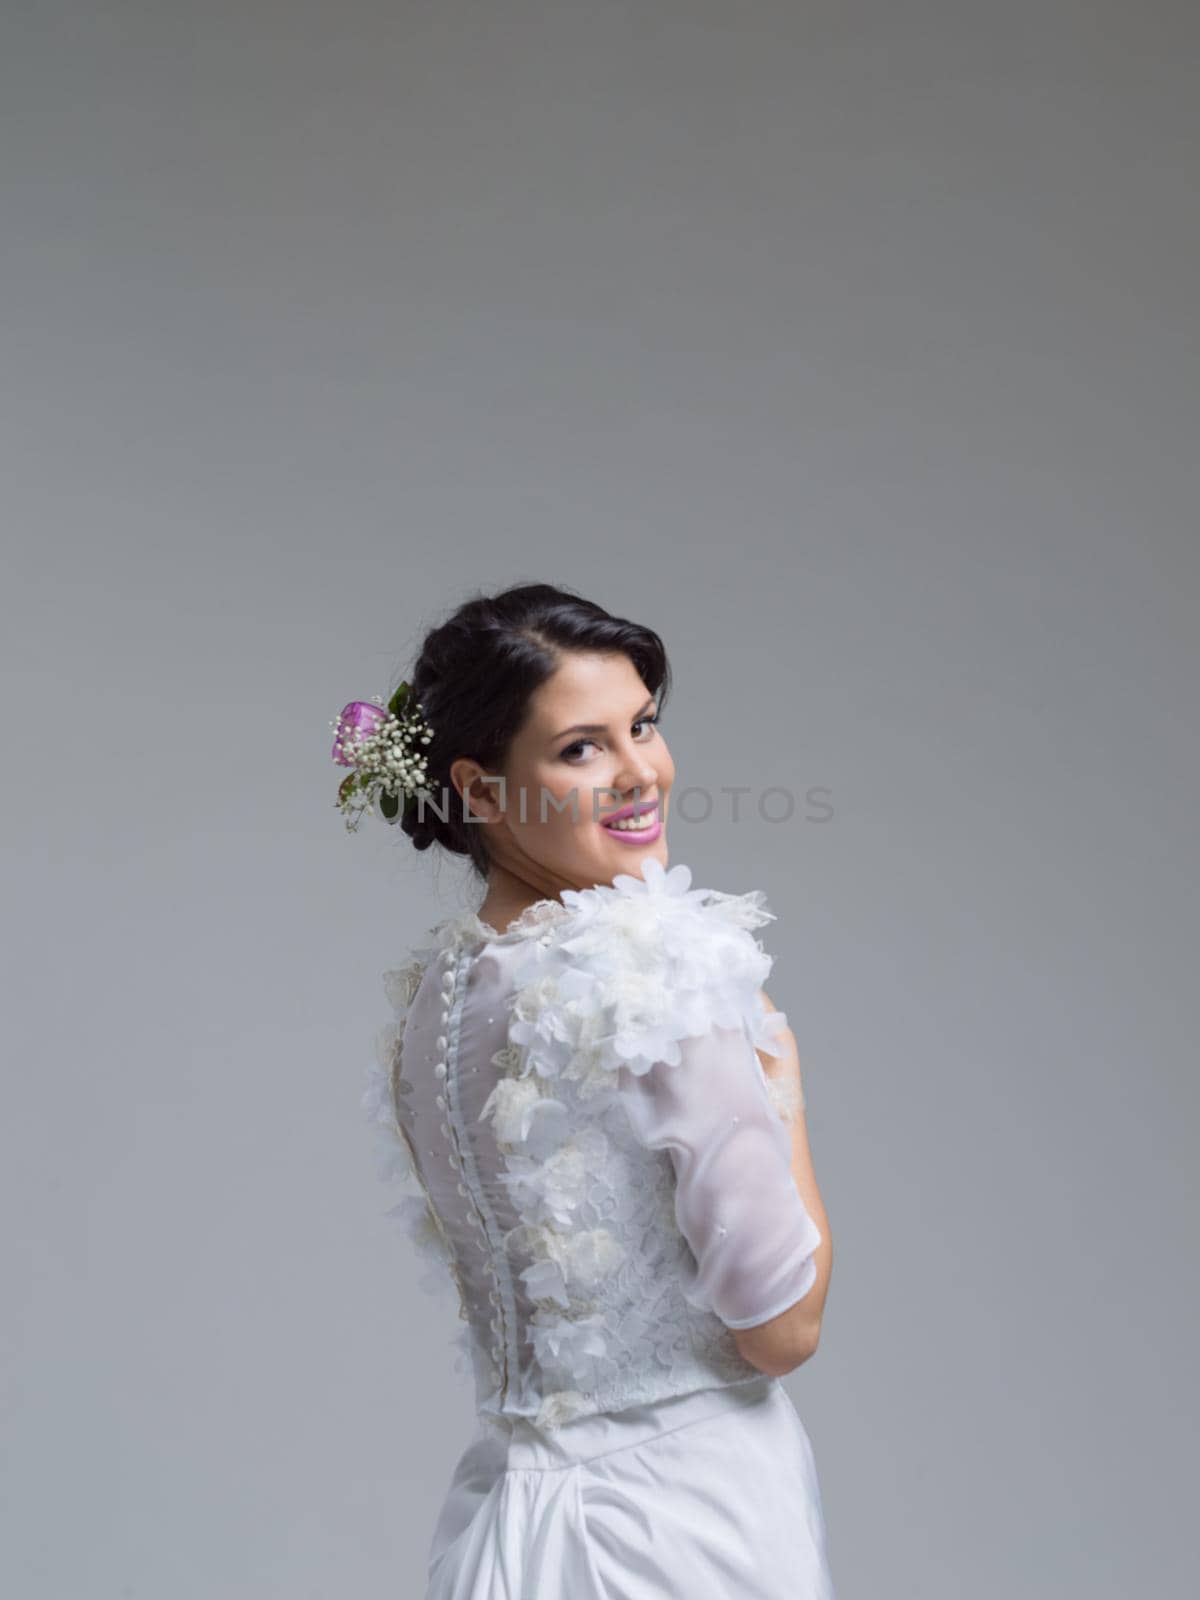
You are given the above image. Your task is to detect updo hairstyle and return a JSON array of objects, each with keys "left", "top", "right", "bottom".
[{"left": 398, "top": 581, "right": 671, "bottom": 882}]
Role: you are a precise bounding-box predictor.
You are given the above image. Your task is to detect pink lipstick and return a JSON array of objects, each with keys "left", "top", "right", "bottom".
[{"left": 599, "top": 800, "right": 663, "bottom": 845}]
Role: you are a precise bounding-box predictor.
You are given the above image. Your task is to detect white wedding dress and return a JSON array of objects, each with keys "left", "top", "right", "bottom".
[{"left": 362, "top": 858, "right": 837, "bottom": 1598}]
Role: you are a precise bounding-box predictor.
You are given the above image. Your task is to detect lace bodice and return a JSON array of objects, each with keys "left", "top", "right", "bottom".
[{"left": 360, "top": 859, "right": 821, "bottom": 1430}]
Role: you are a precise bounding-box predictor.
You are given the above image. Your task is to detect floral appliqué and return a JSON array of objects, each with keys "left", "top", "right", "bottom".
[{"left": 478, "top": 858, "right": 794, "bottom": 1429}]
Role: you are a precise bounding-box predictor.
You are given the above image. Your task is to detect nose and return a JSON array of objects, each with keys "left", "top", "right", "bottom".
[{"left": 613, "top": 750, "right": 659, "bottom": 797}]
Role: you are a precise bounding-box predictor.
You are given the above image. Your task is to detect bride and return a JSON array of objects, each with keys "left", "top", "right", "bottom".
[{"left": 337, "top": 580, "right": 837, "bottom": 1598}]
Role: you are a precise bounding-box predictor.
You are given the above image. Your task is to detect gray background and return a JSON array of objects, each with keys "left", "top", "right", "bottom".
[{"left": 4, "top": 2, "right": 1197, "bottom": 1596}]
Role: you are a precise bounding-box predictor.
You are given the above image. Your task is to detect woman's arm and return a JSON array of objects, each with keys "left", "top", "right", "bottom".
[{"left": 731, "top": 990, "right": 834, "bottom": 1377}]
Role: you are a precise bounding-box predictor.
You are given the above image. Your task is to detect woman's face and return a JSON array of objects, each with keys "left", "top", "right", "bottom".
[{"left": 454, "top": 651, "right": 675, "bottom": 897}]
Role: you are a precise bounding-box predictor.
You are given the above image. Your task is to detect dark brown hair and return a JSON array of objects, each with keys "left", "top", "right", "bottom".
[{"left": 397, "top": 581, "right": 672, "bottom": 880}]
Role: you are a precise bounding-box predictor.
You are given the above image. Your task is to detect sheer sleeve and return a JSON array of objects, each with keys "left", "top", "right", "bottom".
[
  {"left": 616, "top": 1022, "right": 823, "bottom": 1330},
  {"left": 502, "top": 862, "right": 823, "bottom": 1332}
]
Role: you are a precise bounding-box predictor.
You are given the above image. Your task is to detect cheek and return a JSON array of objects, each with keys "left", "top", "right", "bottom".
[{"left": 510, "top": 765, "right": 581, "bottom": 829}]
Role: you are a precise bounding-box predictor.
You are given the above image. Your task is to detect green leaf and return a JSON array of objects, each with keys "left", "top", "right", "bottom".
[{"left": 387, "top": 681, "right": 411, "bottom": 719}]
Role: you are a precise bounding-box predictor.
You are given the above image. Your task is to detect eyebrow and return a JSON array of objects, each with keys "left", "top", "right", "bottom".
[{"left": 551, "top": 697, "right": 657, "bottom": 743}]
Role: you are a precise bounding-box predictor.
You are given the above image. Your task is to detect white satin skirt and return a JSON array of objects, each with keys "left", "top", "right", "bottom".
[{"left": 424, "top": 1375, "right": 837, "bottom": 1599}]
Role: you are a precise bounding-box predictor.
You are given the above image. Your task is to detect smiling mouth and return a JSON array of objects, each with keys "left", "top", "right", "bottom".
[{"left": 601, "top": 804, "right": 661, "bottom": 833}]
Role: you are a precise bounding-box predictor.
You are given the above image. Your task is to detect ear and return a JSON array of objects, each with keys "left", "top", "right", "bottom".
[{"left": 450, "top": 757, "right": 505, "bottom": 824}]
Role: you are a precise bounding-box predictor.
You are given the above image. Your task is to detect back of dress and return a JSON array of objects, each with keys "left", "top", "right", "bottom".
[{"left": 362, "top": 860, "right": 823, "bottom": 1431}]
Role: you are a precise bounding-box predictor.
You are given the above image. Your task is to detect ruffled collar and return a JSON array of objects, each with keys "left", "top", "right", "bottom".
[
  {"left": 428, "top": 859, "right": 775, "bottom": 955},
  {"left": 430, "top": 897, "right": 572, "bottom": 952}
]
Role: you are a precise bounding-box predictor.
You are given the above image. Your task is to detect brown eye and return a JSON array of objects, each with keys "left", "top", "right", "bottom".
[
  {"left": 559, "top": 739, "right": 596, "bottom": 764},
  {"left": 559, "top": 713, "right": 659, "bottom": 764}
]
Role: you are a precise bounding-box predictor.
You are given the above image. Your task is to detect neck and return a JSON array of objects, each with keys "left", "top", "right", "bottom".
[{"left": 476, "top": 860, "right": 573, "bottom": 930}]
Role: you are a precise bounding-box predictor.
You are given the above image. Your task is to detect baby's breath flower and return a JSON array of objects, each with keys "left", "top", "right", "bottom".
[{"left": 329, "top": 685, "right": 435, "bottom": 832}]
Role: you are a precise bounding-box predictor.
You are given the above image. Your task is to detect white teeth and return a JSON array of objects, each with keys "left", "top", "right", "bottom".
[{"left": 604, "top": 808, "right": 658, "bottom": 832}]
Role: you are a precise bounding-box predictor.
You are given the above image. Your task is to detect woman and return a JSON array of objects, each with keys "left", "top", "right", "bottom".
[{"left": 338, "top": 582, "right": 837, "bottom": 1597}]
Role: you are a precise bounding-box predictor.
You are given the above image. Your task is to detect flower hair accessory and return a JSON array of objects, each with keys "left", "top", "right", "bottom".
[{"left": 330, "top": 681, "right": 434, "bottom": 832}]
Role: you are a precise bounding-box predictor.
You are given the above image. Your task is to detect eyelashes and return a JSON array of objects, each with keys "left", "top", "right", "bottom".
[{"left": 560, "top": 713, "right": 660, "bottom": 764}]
